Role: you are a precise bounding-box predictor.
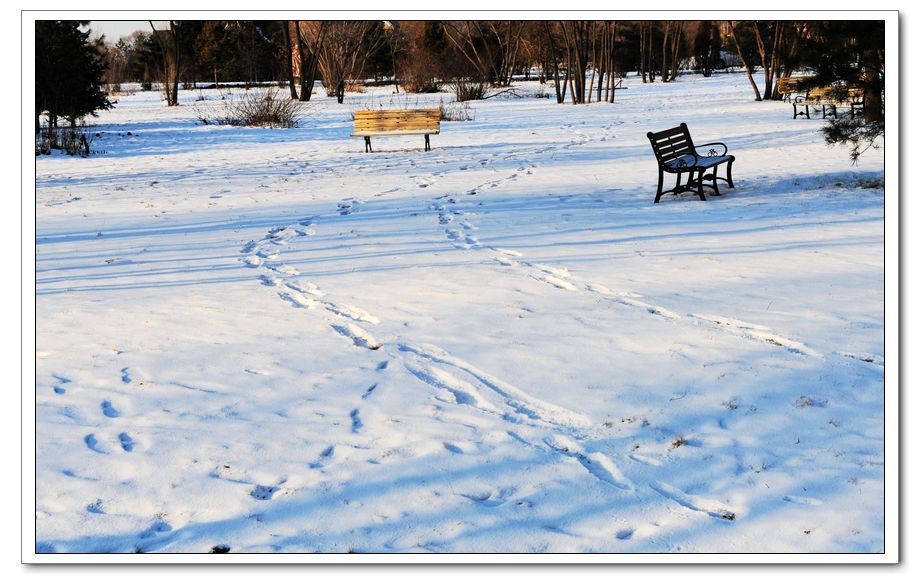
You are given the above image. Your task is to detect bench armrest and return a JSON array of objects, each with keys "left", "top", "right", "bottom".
[{"left": 695, "top": 142, "right": 728, "bottom": 157}]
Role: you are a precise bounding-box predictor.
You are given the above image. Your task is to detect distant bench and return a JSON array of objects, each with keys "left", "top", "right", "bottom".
[
  {"left": 793, "top": 86, "right": 864, "bottom": 119},
  {"left": 776, "top": 76, "right": 808, "bottom": 102},
  {"left": 352, "top": 109, "right": 441, "bottom": 152},
  {"left": 647, "top": 122, "right": 735, "bottom": 204}
]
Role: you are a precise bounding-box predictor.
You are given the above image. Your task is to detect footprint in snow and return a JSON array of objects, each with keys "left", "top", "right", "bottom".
[
  {"left": 139, "top": 517, "right": 173, "bottom": 539},
  {"left": 350, "top": 409, "right": 363, "bottom": 433},
  {"left": 119, "top": 432, "right": 135, "bottom": 452},
  {"left": 535, "top": 274, "right": 578, "bottom": 292},
  {"left": 443, "top": 442, "right": 464, "bottom": 454},
  {"left": 650, "top": 481, "right": 737, "bottom": 521},
  {"left": 52, "top": 374, "right": 71, "bottom": 395},
  {"left": 324, "top": 302, "right": 380, "bottom": 325},
  {"left": 310, "top": 445, "right": 335, "bottom": 469},
  {"left": 243, "top": 255, "right": 263, "bottom": 268},
  {"left": 462, "top": 490, "right": 509, "bottom": 508},
  {"left": 101, "top": 400, "right": 120, "bottom": 418},
  {"left": 361, "top": 383, "right": 378, "bottom": 399},
  {"left": 268, "top": 264, "right": 300, "bottom": 277},
  {"left": 279, "top": 290, "right": 315, "bottom": 309},
  {"left": 84, "top": 434, "right": 106, "bottom": 454},
  {"left": 251, "top": 485, "right": 281, "bottom": 500},
  {"left": 544, "top": 434, "right": 632, "bottom": 491},
  {"left": 331, "top": 322, "right": 381, "bottom": 350}
]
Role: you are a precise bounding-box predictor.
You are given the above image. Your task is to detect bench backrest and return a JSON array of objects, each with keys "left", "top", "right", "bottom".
[
  {"left": 776, "top": 77, "right": 802, "bottom": 93},
  {"left": 647, "top": 123, "right": 696, "bottom": 167},
  {"left": 353, "top": 109, "right": 441, "bottom": 134},
  {"left": 777, "top": 76, "right": 814, "bottom": 93},
  {"left": 808, "top": 85, "right": 861, "bottom": 103}
]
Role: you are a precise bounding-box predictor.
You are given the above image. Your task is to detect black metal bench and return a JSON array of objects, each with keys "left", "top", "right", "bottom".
[{"left": 646, "top": 123, "right": 735, "bottom": 203}]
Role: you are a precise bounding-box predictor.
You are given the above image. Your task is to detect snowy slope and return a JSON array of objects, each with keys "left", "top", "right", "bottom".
[{"left": 34, "top": 73, "right": 885, "bottom": 554}]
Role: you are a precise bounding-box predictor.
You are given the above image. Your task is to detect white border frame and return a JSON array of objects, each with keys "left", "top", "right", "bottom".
[{"left": 20, "top": 8, "right": 901, "bottom": 566}]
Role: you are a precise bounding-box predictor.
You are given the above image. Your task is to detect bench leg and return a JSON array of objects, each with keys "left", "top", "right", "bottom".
[
  {"left": 364, "top": 136, "right": 372, "bottom": 153},
  {"left": 424, "top": 134, "right": 430, "bottom": 152},
  {"left": 726, "top": 158, "right": 735, "bottom": 189},
  {"left": 710, "top": 165, "right": 721, "bottom": 196},
  {"left": 654, "top": 169, "right": 665, "bottom": 204},
  {"left": 695, "top": 169, "right": 706, "bottom": 201}
]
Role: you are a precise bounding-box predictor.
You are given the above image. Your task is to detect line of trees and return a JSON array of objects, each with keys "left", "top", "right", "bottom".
[
  {"left": 36, "top": 20, "right": 883, "bottom": 158},
  {"left": 89, "top": 20, "right": 880, "bottom": 112}
]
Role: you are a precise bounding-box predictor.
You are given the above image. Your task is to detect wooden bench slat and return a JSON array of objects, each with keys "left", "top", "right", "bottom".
[{"left": 355, "top": 120, "right": 440, "bottom": 126}]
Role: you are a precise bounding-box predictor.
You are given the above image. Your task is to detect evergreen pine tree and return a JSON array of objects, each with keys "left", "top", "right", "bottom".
[{"left": 35, "top": 21, "right": 112, "bottom": 131}]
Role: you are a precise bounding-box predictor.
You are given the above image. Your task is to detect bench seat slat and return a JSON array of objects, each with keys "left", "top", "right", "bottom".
[{"left": 352, "top": 131, "right": 441, "bottom": 137}]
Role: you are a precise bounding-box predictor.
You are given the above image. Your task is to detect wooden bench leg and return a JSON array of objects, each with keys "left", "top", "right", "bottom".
[
  {"left": 424, "top": 134, "right": 430, "bottom": 152},
  {"left": 364, "top": 136, "right": 372, "bottom": 153}
]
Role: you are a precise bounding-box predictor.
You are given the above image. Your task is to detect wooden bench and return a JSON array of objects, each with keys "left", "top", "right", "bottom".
[
  {"left": 647, "top": 123, "right": 735, "bottom": 204},
  {"left": 793, "top": 86, "right": 863, "bottom": 119},
  {"left": 776, "top": 76, "right": 809, "bottom": 102},
  {"left": 352, "top": 109, "right": 440, "bottom": 152}
]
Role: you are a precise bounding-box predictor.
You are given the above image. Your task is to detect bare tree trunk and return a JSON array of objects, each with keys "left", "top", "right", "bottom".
[
  {"left": 299, "top": 21, "right": 326, "bottom": 102},
  {"left": 648, "top": 26, "right": 656, "bottom": 82},
  {"left": 607, "top": 21, "right": 617, "bottom": 103},
  {"left": 669, "top": 22, "right": 682, "bottom": 82},
  {"left": 753, "top": 22, "right": 777, "bottom": 101},
  {"left": 169, "top": 22, "right": 180, "bottom": 105},
  {"left": 149, "top": 21, "right": 180, "bottom": 106},
  {"left": 543, "top": 22, "right": 564, "bottom": 104},
  {"left": 661, "top": 22, "right": 671, "bottom": 82},
  {"left": 281, "top": 21, "right": 299, "bottom": 100},
  {"left": 639, "top": 22, "right": 647, "bottom": 83},
  {"left": 587, "top": 23, "right": 597, "bottom": 103},
  {"left": 728, "top": 21, "right": 762, "bottom": 101},
  {"left": 767, "top": 22, "right": 785, "bottom": 100}
]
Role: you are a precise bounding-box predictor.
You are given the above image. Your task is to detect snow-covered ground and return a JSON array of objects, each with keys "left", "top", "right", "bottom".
[{"left": 33, "top": 73, "right": 886, "bottom": 555}]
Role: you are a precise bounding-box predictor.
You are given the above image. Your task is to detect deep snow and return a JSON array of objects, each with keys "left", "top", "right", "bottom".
[{"left": 33, "top": 73, "right": 886, "bottom": 554}]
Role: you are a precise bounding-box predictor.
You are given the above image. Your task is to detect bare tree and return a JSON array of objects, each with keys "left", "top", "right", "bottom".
[
  {"left": 559, "top": 21, "right": 591, "bottom": 104},
  {"left": 639, "top": 21, "right": 656, "bottom": 83},
  {"left": 296, "top": 21, "right": 326, "bottom": 102},
  {"left": 728, "top": 20, "right": 763, "bottom": 101},
  {"left": 317, "top": 21, "right": 382, "bottom": 104},
  {"left": 659, "top": 21, "right": 684, "bottom": 82},
  {"left": 752, "top": 21, "right": 784, "bottom": 101},
  {"left": 442, "top": 21, "right": 525, "bottom": 87},
  {"left": 149, "top": 20, "right": 182, "bottom": 106},
  {"left": 280, "top": 21, "right": 298, "bottom": 99},
  {"left": 542, "top": 22, "right": 567, "bottom": 103}
]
